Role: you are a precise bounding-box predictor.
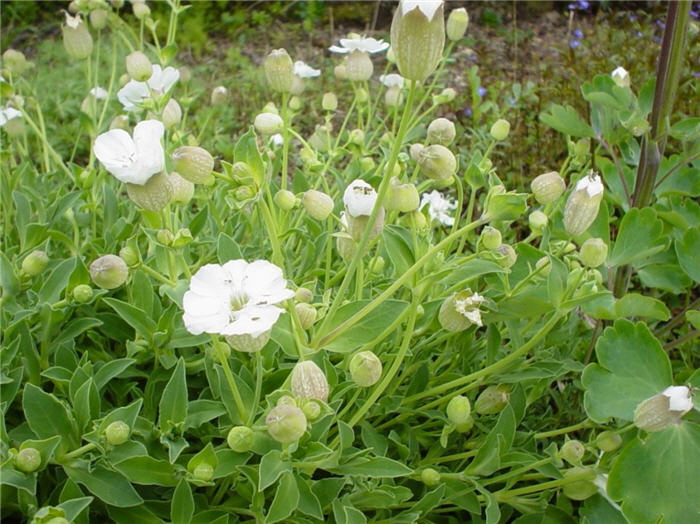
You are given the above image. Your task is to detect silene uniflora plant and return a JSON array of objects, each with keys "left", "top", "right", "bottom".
[{"left": 0, "top": 0, "right": 698, "bottom": 523}]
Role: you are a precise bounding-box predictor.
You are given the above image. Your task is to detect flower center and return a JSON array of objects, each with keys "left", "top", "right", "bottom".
[{"left": 230, "top": 289, "right": 248, "bottom": 312}]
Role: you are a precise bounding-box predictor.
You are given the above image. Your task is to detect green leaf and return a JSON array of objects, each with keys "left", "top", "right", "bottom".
[
  {"left": 171, "top": 479, "right": 194, "bottom": 524},
  {"left": 158, "top": 358, "right": 188, "bottom": 432},
  {"left": 0, "top": 465, "right": 37, "bottom": 494},
  {"left": 675, "top": 227, "right": 700, "bottom": 282},
  {"left": 0, "top": 251, "right": 20, "bottom": 297},
  {"left": 539, "top": 104, "right": 595, "bottom": 138},
  {"left": 233, "top": 128, "right": 265, "bottom": 186},
  {"left": 22, "top": 383, "right": 78, "bottom": 454},
  {"left": 466, "top": 405, "right": 516, "bottom": 476},
  {"left": 686, "top": 310, "right": 700, "bottom": 330},
  {"left": 65, "top": 463, "right": 143, "bottom": 508},
  {"left": 184, "top": 399, "right": 226, "bottom": 430},
  {"left": 54, "top": 318, "right": 103, "bottom": 347},
  {"left": 103, "top": 298, "right": 157, "bottom": 339},
  {"left": 266, "top": 471, "right": 300, "bottom": 523},
  {"left": 582, "top": 320, "right": 671, "bottom": 423},
  {"left": 614, "top": 293, "right": 670, "bottom": 321},
  {"left": 20, "top": 435, "right": 61, "bottom": 470},
  {"left": 217, "top": 232, "right": 243, "bottom": 264},
  {"left": 296, "top": 476, "right": 324, "bottom": 520},
  {"left": 94, "top": 358, "right": 136, "bottom": 391},
  {"left": 330, "top": 457, "right": 413, "bottom": 478},
  {"left": 383, "top": 226, "right": 414, "bottom": 276},
  {"left": 187, "top": 442, "right": 218, "bottom": 473},
  {"left": 113, "top": 456, "right": 178, "bottom": 486},
  {"left": 39, "top": 257, "right": 76, "bottom": 303},
  {"left": 484, "top": 191, "right": 528, "bottom": 221},
  {"left": 608, "top": 208, "right": 665, "bottom": 267},
  {"left": 608, "top": 423, "right": 700, "bottom": 524},
  {"left": 57, "top": 497, "right": 94, "bottom": 522},
  {"left": 259, "top": 450, "right": 291, "bottom": 491},
  {"left": 581, "top": 494, "right": 627, "bottom": 524}
]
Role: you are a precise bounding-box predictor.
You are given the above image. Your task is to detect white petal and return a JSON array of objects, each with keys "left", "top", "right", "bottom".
[
  {"left": 183, "top": 310, "right": 230, "bottom": 335},
  {"left": 380, "top": 74, "right": 404, "bottom": 88},
  {"left": 131, "top": 119, "right": 165, "bottom": 185},
  {"left": 294, "top": 61, "right": 321, "bottom": 78},
  {"left": 189, "top": 264, "right": 231, "bottom": 297},
  {"left": 182, "top": 291, "right": 230, "bottom": 317},
  {"left": 93, "top": 129, "right": 139, "bottom": 183},
  {"left": 575, "top": 174, "right": 604, "bottom": 197},
  {"left": 117, "top": 80, "right": 149, "bottom": 111},
  {"left": 149, "top": 65, "right": 179, "bottom": 93},
  {"left": 343, "top": 179, "right": 378, "bottom": 217},
  {"left": 243, "top": 260, "right": 287, "bottom": 299},
  {"left": 401, "top": 0, "right": 444, "bottom": 21},
  {"left": 328, "top": 45, "right": 350, "bottom": 54},
  {"left": 90, "top": 86, "right": 108, "bottom": 99},
  {"left": 663, "top": 385, "right": 693, "bottom": 412},
  {"left": 223, "top": 305, "right": 283, "bottom": 337},
  {"left": 221, "top": 259, "right": 249, "bottom": 291},
  {"left": 0, "top": 107, "right": 22, "bottom": 126}
]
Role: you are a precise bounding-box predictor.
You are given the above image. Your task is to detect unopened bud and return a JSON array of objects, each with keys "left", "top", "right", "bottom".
[
  {"left": 480, "top": 226, "right": 501, "bottom": 250},
  {"left": 72, "top": 284, "right": 93, "bottom": 303},
  {"left": 322, "top": 92, "right": 338, "bottom": 111},
  {"left": 273, "top": 189, "right": 296, "bottom": 211},
  {"left": 172, "top": 146, "right": 215, "bottom": 183},
  {"left": 169, "top": 172, "right": 195, "bottom": 205},
  {"left": 89, "top": 8, "right": 109, "bottom": 29},
  {"left": 126, "top": 170, "right": 173, "bottom": 211},
  {"left": 302, "top": 190, "right": 334, "bottom": 221},
  {"left": 15, "top": 447, "right": 41, "bottom": 473},
  {"left": 437, "top": 87, "right": 457, "bottom": 103},
  {"left": 531, "top": 171, "right": 566, "bottom": 204},
  {"left": 193, "top": 463, "right": 214, "bottom": 481},
  {"left": 3, "top": 49, "right": 29, "bottom": 76},
  {"left": 446, "top": 395, "right": 471, "bottom": 426},
  {"left": 349, "top": 351, "right": 382, "bottom": 387},
  {"left": 427, "top": 117, "right": 456, "bottom": 146},
  {"left": 634, "top": 385, "right": 693, "bottom": 432},
  {"left": 89, "top": 254, "right": 128, "bottom": 289},
  {"left": 277, "top": 395, "right": 297, "bottom": 407},
  {"left": 359, "top": 156, "right": 376, "bottom": 172},
  {"left": 528, "top": 210, "right": 548, "bottom": 233},
  {"left": 21, "top": 250, "right": 49, "bottom": 276},
  {"left": 295, "top": 303, "right": 317, "bottom": 330},
  {"left": 563, "top": 172, "right": 604, "bottom": 237},
  {"left": 264, "top": 49, "right": 294, "bottom": 93},
  {"left": 226, "top": 331, "right": 271, "bottom": 353},
  {"left": 559, "top": 440, "right": 585, "bottom": 465},
  {"left": 391, "top": 0, "right": 445, "bottom": 82},
  {"left": 266, "top": 405, "right": 307, "bottom": 443},
  {"left": 596, "top": 431, "right": 622, "bottom": 453},
  {"left": 385, "top": 85, "right": 403, "bottom": 107},
  {"left": 334, "top": 64, "right": 347, "bottom": 80},
  {"left": 489, "top": 119, "right": 510, "bottom": 141},
  {"left": 349, "top": 128, "right": 365, "bottom": 145},
  {"left": 446, "top": 8, "right": 469, "bottom": 41},
  {"left": 254, "top": 112, "right": 283, "bottom": 135},
  {"left": 162, "top": 98, "right": 182, "bottom": 129},
  {"left": 611, "top": 66, "right": 630, "bottom": 88},
  {"left": 579, "top": 238, "right": 608, "bottom": 267},
  {"left": 418, "top": 145, "right": 456, "bottom": 182},
  {"left": 109, "top": 114, "right": 129, "bottom": 130},
  {"left": 408, "top": 209, "right": 428, "bottom": 229},
  {"left": 474, "top": 385, "right": 510, "bottom": 415},
  {"left": 105, "top": 421, "right": 130, "bottom": 445},
  {"left": 385, "top": 178, "right": 419, "bottom": 212},
  {"left": 536, "top": 256, "right": 552, "bottom": 276},
  {"left": 409, "top": 143, "right": 424, "bottom": 162},
  {"left": 119, "top": 245, "right": 139, "bottom": 267},
  {"left": 156, "top": 229, "right": 174, "bottom": 246},
  {"left": 355, "top": 87, "right": 369, "bottom": 103},
  {"left": 562, "top": 468, "right": 597, "bottom": 501},
  {"left": 346, "top": 50, "right": 373, "bottom": 81},
  {"left": 132, "top": 2, "right": 150, "bottom": 19},
  {"left": 302, "top": 400, "right": 321, "bottom": 421},
  {"left": 421, "top": 468, "right": 441, "bottom": 487},
  {"left": 63, "top": 14, "right": 93, "bottom": 60},
  {"left": 227, "top": 426, "right": 254, "bottom": 453},
  {"left": 494, "top": 244, "right": 517, "bottom": 268},
  {"left": 290, "top": 361, "right": 329, "bottom": 402},
  {"left": 295, "top": 287, "right": 313, "bottom": 303},
  {"left": 210, "top": 86, "right": 227, "bottom": 106}
]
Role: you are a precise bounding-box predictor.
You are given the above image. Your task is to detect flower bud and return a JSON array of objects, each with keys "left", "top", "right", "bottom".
[
  {"left": 288, "top": 96, "right": 302, "bottom": 111},
  {"left": 226, "top": 330, "right": 271, "bottom": 353},
  {"left": 480, "top": 226, "right": 501, "bottom": 250},
  {"left": 349, "top": 129, "right": 365, "bottom": 146},
  {"left": 227, "top": 426, "right": 254, "bottom": 453},
  {"left": 439, "top": 290, "right": 485, "bottom": 332},
  {"left": 210, "top": 86, "right": 228, "bottom": 106},
  {"left": 290, "top": 361, "right": 329, "bottom": 402},
  {"left": 418, "top": 145, "right": 456, "bottom": 182},
  {"left": 172, "top": 146, "right": 215, "bottom": 184},
  {"left": 559, "top": 440, "right": 585, "bottom": 465},
  {"left": 336, "top": 233, "right": 356, "bottom": 262},
  {"left": 3, "top": 49, "right": 29, "bottom": 76},
  {"left": 369, "top": 255, "right": 385, "bottom": 274},
  {"left": 126, "top": 170, "right": 173, "bottom": 211},
  {"left": 62, "top": 14, "right": 93, "bottom": 60},
  {"left": 295, "top": 303, "right": 317, "bottom": 330},
  {"left": 563, "top": 172, "right": 604, "bottom": 237},
  {"left": 446, "top": 8, "right": 469, "bottom": 41},
  {"left": 168, "top": 172, "right": 195, "bottom": 205},
  {"left": 334, "top": 64, "right": 347, "bottom": 80},
  {"left": 119, "top": 245, "right": 139, "bottom": 267},
  {"left": 528, "top": 210, "right": 548, "bottom": 233},
  {"left": 90, "top": 254, "right": 128, "bottom": 289},
  {"left": 611, "top": 66, "right": 630, "bottom": 88},
  {"left": 536, "top": 257, "right": 552, "bottom": 276},
  {"left": 264, "top": 49, "right": 294, "bottom": 93},
  {"left": 105, "top": 421, "right": 130, "bottom": 445},
  {"left": 266, "top": 405, "right": 307, "bottom": 443},
  {"left": 474, "top": 385, "right": 510, "bottom": 415},
  {"left": 118, "top": 73, "right": 130, "bottom": 87},
  {"left": 302, "top": 400, "right": 321, "bottom": 421},
  {"left": 489, "top": 118, "right": 510, "bottom": 141},
  {"left": 295, "top": 287, "right": 313, "bottom": 303},
  {"left": 385, "top": 178, "right": 419, "bottom": 213},
  {"left": 437, "top": 87, "right": 457, "bottom": 103},
  {"left": 494, "top": 244, "right": 517, "bottom": 268},
  {"left": 391, "top": 0, "right": 445, "bottom": 82},
  {"left": 427, "top": 117, "right": 456, "bottom": 146},
  {"left": 409, "top": 143, "right": 424, "bottom": 162},
  {"left": 109, "top": 114, "right": 129, "bottom": 130},
  {"left": 579, "top": 238, "right": 608, "bottom": 268},
  {"left": 21, "top": 250, "right": 49, "bottom": 277},
  {"left": 273, "top": 189, "right": 296, "bottom": 211},
  {"left": 132, "top": 2, "right": 150, "bottom": 19},
  {"left": 179, "top": 66, "right": 192, "bottom": 83},
  {"left": 531, "top": 171, "right": 566, "bottom": 204},
  {"left": 301, "top": 190, "right": 334, "bottom": 221},
  {"left": 349, "top": 351, "right": 382, "bottom": 387},
  {"left": 72, "top": 284, "right": 93, "bottom": 303},
  {"left": 446, "top": 395, "right": 471, "bottom": 426},
  {"left": 89, "top": 8, "right": 109, "bottom": 29},
  {"left": 277, "top": 395, "right": 297, "bottom": 407},
  {"left": 562, "top": 468, "right": 597, "bottom": 501},
  {"left": 15, "top": 447, "right": 41, "bottom": 473},
  {"left": 421, "top": 468, "right": 441, "bottom": 487},
  {"left": 322, "top": 92, "right": 338, "bottom": 111},
  {"left": 595, "top": 431, "right": 622, "bottom": 453},
  {"left": 346, "top": 50, "right": 373, "bottom": 81},
  {"left": 254, "top": 112, "right": 283, "bottom": 135},
  {"left": 634, "top": 385, "right": 693, "bottom": 432},
  {"left": 193, "top": 463, "right": 214, "bottom": 481},
  {"left": 343, "top": 179, "right": 384, "bottom": 241},
  {"left": 162, "top": 98, "right": 182, "bottom": 129},
  {"left": 359, "top": 156, "right": 375, "bottom": 172},
  {"left": 156, "top": 229, "right": 173, "bottom": 246}
]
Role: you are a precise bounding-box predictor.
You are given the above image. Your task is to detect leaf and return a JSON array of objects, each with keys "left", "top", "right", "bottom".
[
  {"left": 608, "top": 423, "right": 700, "bottom": 524},
  {"left": 184, "top": 399, "right": 226, "bottom": 429},
  {"left": 65, "top": 463, "right": 143, "bottom": 508},
  {"left": 614, "top": 293, "right": 670, "bottom": 321},
  {"left": 22, "top": 383, "right": 78, "bottom": 454},
  {"left": 187, "top": 442, "right": 218, "bottom": 473},
  {"left": 171, "top": 479, "right": 194, "bottom": 524},
  {"left": 539, "top": 104, "right": 595, "bottom": 138},
  {"left": 608, "top": 208, "right": 665, "bottom": 267},
  {"left": 466, "top": 405, "right": 517, "bottom": 476},
  {"left": 675, "top": 228, "right": 700, "bottom": 282},
  {"left": 383, "top": 226, "right": 414, "bottom": 276},
  {"left": 158, "top": 358, "right": 188, "bottom": 432},
  {"left": 57, "top": 497, "right": 94, "bottom": 522},
  {"left": 581, "top": 494, "right": 627, "bottom": 524},
  {"left": 259, "top": 450, "right": 291, "bottom": 491},
  {"left": 217, "top": 233, "right": 243, "bottom": 264},
  {"left": 103, "top": 298, "right": 157, "bottom": 339},
  {"left": 94, "top": 359, "right": 136, "bottom": 391},
  {"left": 0, "top": 251, "right": 20, "bottom": 297},
  {"left": 582, "top": 320, "right": 671, "bottom": 423},
  {"left": 113, "top": 456, "right": 178, "bottom": 486},
  {"left": 296, "top": 476, "right": 324, "bottom": 520},
  {"left": 233, "top": 128, "right": 265, "bottom": 186},
  {"left": 330, "top": 457, "right": 413, "bottom": 478},
  {"left": 54, "top": 318, "right": 103, "bottom": 347},
  {"left": 39, "top": 257, "right": 76, "bottom": 303},
  {"left": 266, "top": 471, "right": 300, "bottom": 523},
  {"left": 0, "top": 465, "right": 37, "bottom": 494}
]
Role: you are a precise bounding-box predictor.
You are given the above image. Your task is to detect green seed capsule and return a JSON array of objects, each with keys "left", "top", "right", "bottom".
[
  {"left": 474, "top": 385, "right": 510, "bottom": 415},
  {"left": 15, "top": 447, "right": 41, "bottom": 473},
  {"left": 421, "top": 468, "right": 441, "bottom": 487},
  {"left": 227, "top": 426, "right": 254, "bottom": 453},
  {"left": 264, "top": 49, "right": 294, "bottom": 93},
  {"left": 90, "top": 254, "right": 128, "bottom": 289},
  {"left": 171, "top": 146, "right": 215, "bottom": 184},
  {"left": 21, "top": 250, "right": 49, "bottom": 277},
  {"left": 105, "top": 421, "right": 130, "bottom": 445},
  {"left": 489, "top": 119, "right": 510, "bottom": 141},
  {"left": 562, "top": 467, "right": 597, "bottom": 501},
  {"left": 595, "top": 431, "right": 622, "bottom": 453},
  {"left": 559, "top": 440, "right": 585, "bottom": 465},
  {"left": 193, "top": 462, "right": 214, "bottom": 481},
  {"left": 266, "top": 405, "right": 307, "bottom": 443},
  {"left": 579, "top": 238, "right": 608, "bottom": 268},
  {"left": 480, "top": 226, "right": 501, "bottom": 250},
  {"left": 446, "top": 395, "right": 471, "bottom": 426},
  {"left": 72, "top": 284, "right": 93, "bottom": 303},
  {"left": 349, "top": 351, "right": 382, "bottom": 387}
]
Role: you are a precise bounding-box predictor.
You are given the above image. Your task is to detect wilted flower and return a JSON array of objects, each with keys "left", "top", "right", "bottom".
[
  {"left": 89, "top": 86, "right": 108, "bottom": 100},
  {"left": 379, "top": 74, "right": 404, "bottom": 88},
  {"left": 62, "top": 13, "right": 93, "bottom": 60},
  {"left": 420, "top": 190, "right": 457, "bottom": 226},
  {"left": 439, "top": 289, "right": 484, "bottom": 332},
  {"left": 182, "top": 260, "right": 294, "bottom": 339},
  {"left": 117, "top": 64, "right": 180, "bottom": 111},
  {"left": 293, "top": 60, "right": 321, "bottom": 78},
  {"left": 634, "top": 385, "right": 693, "bottom": 432},
  {"left": 93, "top": 119, "right": 164, "bottom": 185},
  {"left": 563, "top": 172, "right": 604, "bottom": 236},
  {"left": 611, "top": 66, "right": 630, "bottom": 88},
  {"left": 343, "top": 179, "right": 377, "bottom": 217}
]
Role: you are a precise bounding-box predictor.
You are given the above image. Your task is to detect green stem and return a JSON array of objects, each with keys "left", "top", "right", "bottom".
[
  {"left": 534, "top": 420, "right": 592, "bottom": 439},
  {"left": 212, "top": 336, "right": 248, "bottom": 422}
]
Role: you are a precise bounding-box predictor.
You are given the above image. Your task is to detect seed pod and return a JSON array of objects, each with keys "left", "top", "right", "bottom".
[
  {"left": 579, "top": 238, "right": 608, "bottom": 268},
  {"left": 528, "top": 210, "right": 548, "bottom": 233},
  {"left": 15, "top": 447, "right": 41, "bottom": 473},
  {"left": 274, "top": 189, "right": 297, "bottom": 211},
  {"left": 489, "top": 119, "right": 510, "bottom": 141},
  {"left": 531, "top": 171, "right": 566, "bottom": 204},
  {"left": 346, "top": 209, "right": 385, "bottom": 243},
  {"left": 118, "top": 245, "right": 139, "bottom": 267},
  {"left": 172, "top": 146, "right": 215, "bottom": 184},
  {"left": 126, "top": 170, "right": 173, "bottom": 211},
  {"left": 349, "top": 351, "right": 382, "bottom": 387},
  {"left": 254, "top": 112, "right": 283, "bottom": 135},
  {"left": 3, "top": 49, "right": 29, "bottom": 75},
  {"left": 169, "top": 172, "right": 195, "bottom": 205},
  {"left": 125, "top": 51, "right": 151, "bottom": 81},
  {"left": 277, "top": 395, "right": 297, "bottom": 407},
  {"left": 105, "top": 421, "right": 130, "bottom": 445},
  {"left": 346, "top": 50, "right": 373, "bottom": 81},
  {"left": 634, "top": 385, "right": 693, "bottom": 432},
  {"left": 193, "top": 463, "right": 214, "bottom": 481},
  {"left": 322, "top": 92, "right": 338, "bottom": 111},
  {"left": 418, "top": 145, "right": 456, "bottom": 182},
  {"left": 409, "top": 143, "right": 424, "bottom": 163},
  {"left": 446, "top": 8, "right": 469, "bottom": 41},
  {"left": 391, "top": 0, "right": 445, "bottom": 82},
  {"left": 474, "top": 385, "right": 510, "bottom": 415},
  {"left": 480, "top": 226, "right": 501, "bottom": 250},
  {"left": 290, "top": 361, "right": 329, "bottom": 402},
  {"left": 334, "top": 64, "right": 347, "bottom": 80},
  {"left": 494, "top": 244, "right": 517, "bottom": 268},
  {"left": 301, "top": 190, "right": 334, "bottom": 221},
  {"left": 563, "top": 172, "right": 604, "bottom": 237},
  {"left": 226, "top": 330, "right": 271, "bottom": 353},
  {"left": 385, "top": 85, "right": 403, "bottom": 107},
  {"left": 132, "top": 1, "right": 150, "bottom": 19},
  {"left": 62, "top": 14, "right": 93, "bottom": 60},
  {"left": 162, "top": 99, "right": 182, "bottom": 129},
  {"left": 72, "top": 284, "right": 93, "bottom": 303},
  {"left": 210, "top": 86, "right": 228, "bottom": 106},
  {"left": 264, "top": 49, "right": 294, "bottom": 93},
  {"left": 559, "top": 440, "right": 585, "bottom": 465},
  {"left": 427, "top": 117, "right": 456, "bottom": 146},
  {"left": 21, "top": 250, "right": 49, "bottom": 277},
  {"left": 359, "top": 156, "right": 375, "bottom": 172},
  {"left": 437, "top": 87, "right": 457, "bottom": 103},
  {"left": 385, "top": 178, "right": 419, "bottom": 213},
  {"left": 595, "top": 431, "right": 622, "bottom": 453},
  {"left": 562, "top": 467, "right": 597, "bottom": 501},
  {"left": 295, "top": 303, "right": 317, "bottom": 330},
  {"left": 446, "top": 395, "right": 471, "bottom": 426},
  {"left": 227, "top": 426, "right": 254, "bottom": 453},
  {"left": 90, "top": 254, "right": 128, "bottom": 289},
  {"left": 266, "top": 405, "right": 307, "bottom": 443},
  {"left": 421, "top": 468, "right": 441, "bottom": 487}
]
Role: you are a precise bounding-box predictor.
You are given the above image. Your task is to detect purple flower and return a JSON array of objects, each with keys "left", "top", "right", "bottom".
[
  {"left": 573, "top": 29, "right": 583, "bottom": 39},
  {"left": 690, "top": 9, "right": 698, "bottom": 20},
  {"left": 692, "top": 72, "right": 700, "bottom": 78},
  {"left": 634, "top": 31, "right": 642, "bottom": 38},
  {"left": 508, "top": 97, "right": 517, "bottom": 106},
  {"left": 577, "top": 0, "right": 590, "bottom": 9},
  {"left": 463, "top": 107, "right": 473, "bottom": 117},
  {"left": 477, "top": 86, "right": 486, "bottom": 97},
  {"left": 652, "top": 35, "right": 662, "bottom": 43},
  {"left": 570, "top": 40, "right": 581, "bottom": 49},
  {"left": 629, "top": 14, "right": 637, "bottom": 22}
]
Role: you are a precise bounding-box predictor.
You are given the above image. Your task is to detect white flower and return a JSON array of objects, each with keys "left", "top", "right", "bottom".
[
  {"left": 400, "top": 0, "right": 444, "bottom": 21},
  {"left": 65, "top": 13, "right": 82, "bottom": 29},
  {"left": 293, "top": 61, "right": 321, "bottom": 78},
  {"left": 420, "top": 190, "right": 457, "bottom": 226},
  {"left": 0, "top": 107, "right": 22, "bottom": 126},
  {"left": 611, "top": 66, "right": 630, "bottom": 88},
  {"left": 270, "top": 134, "right": 284, "bottom": 148},
  {"left": 182, "top": 260, "right": 295, "bottom": 338},
  {"left": 662, "top": 385, "right": 693, "bottom": 413},
  {"left": 574, "top": 173, "right": 604, "bottom": 198},
  {"left": 380, "top": 74, "right": 404, "bottom": 88},
  {"left": 89, "top": 86, "right": 108, "bottom": 100},
  {"left": 93, "top": 119, "right": 165, "bottom": 185},
  {"left": 343, "top": 179, "right": 378, "bottom": 217},
  {"left": 117, "top": 64, "right": 180, "bottom": 111},
  {"left": 329, "top": 37, "right": 389, "bottom": 54},
  {"left": 454, "top": 291, "right": 484, "bottom": 327}
]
